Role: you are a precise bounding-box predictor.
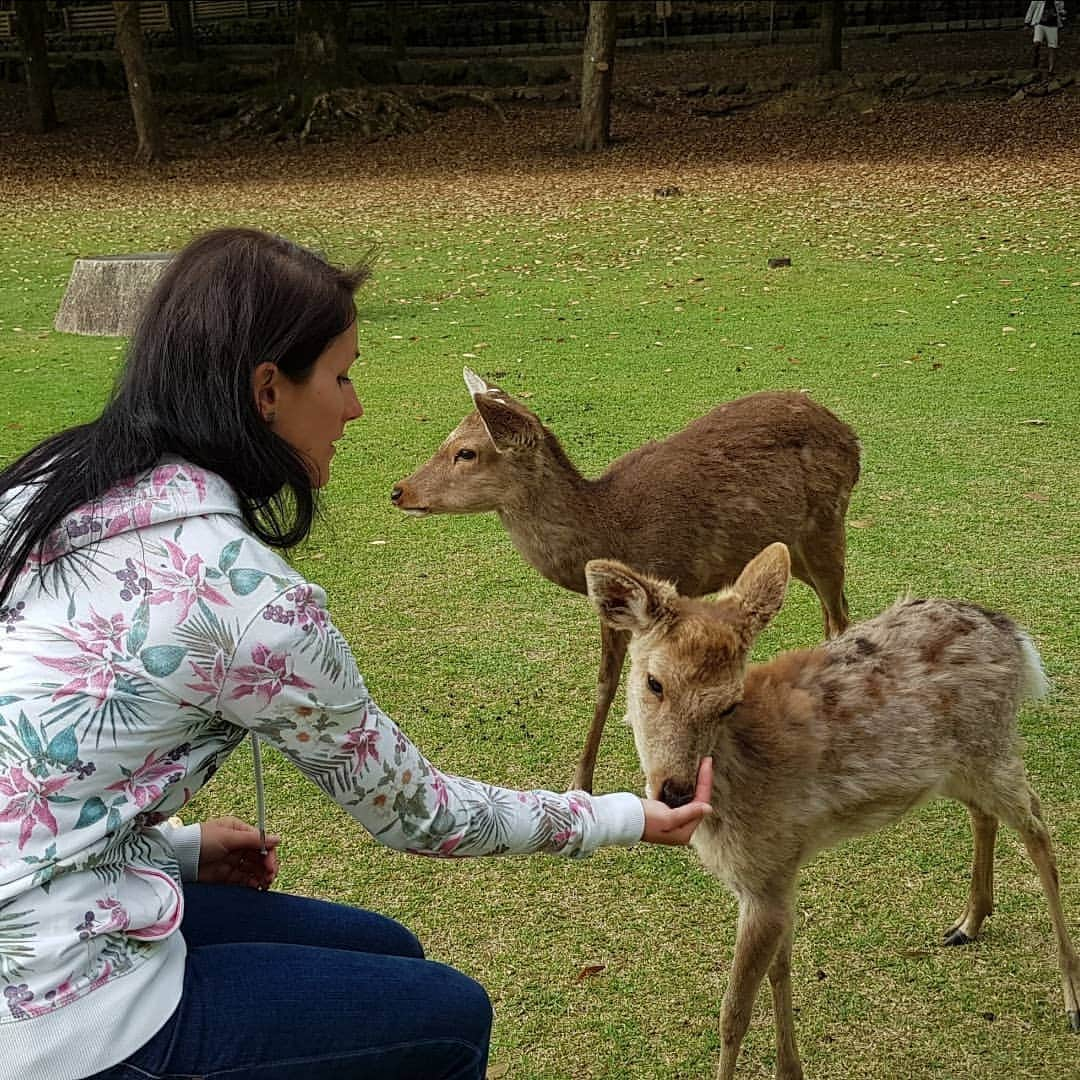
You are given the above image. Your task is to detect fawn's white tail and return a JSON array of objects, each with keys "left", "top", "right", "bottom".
[{"left": 1019, "top": 631, "right": 1051, "bottom": 701}]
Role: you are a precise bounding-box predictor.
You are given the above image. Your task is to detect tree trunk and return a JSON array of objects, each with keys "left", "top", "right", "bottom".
[
  {"left": 386, "top": 0, "right": 407, "bottom": 61},
  {"left": 167, "top": 0, "right": 199, "bottom": 62},
  {"left": 295, "top": 0, "right": 353, "bottom": 98},
  {"left": 817, "top": 0, "right": 845, "bottom": 75},
  {"left": 578, "top": 1, "right": 616, "bottom": 151},
  {"left": 114, "top": 1, "right": 164, "bottom": 164},
  {"left": 14, "top": 0, "right": 58, "bottom": 133}
]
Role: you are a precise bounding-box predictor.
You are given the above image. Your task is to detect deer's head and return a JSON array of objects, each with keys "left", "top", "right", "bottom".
[
  {"left": 391, "top": 368, "right": 547, "bottom": 516},
  {"left": 585, "top": 543, "right": 791, "bottom": 808}
]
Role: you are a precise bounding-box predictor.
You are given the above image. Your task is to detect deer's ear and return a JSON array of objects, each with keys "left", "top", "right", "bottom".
[
  {"left": 472, "top": 387, "right": 542, "bottom": 450},
  {"left": 733, "top": 542, "right": 790, "bottom": 637},
  {"left": 463, "top": 367, "right": 490, "bottom": 397},
  {"left": 586, "top": 560, "right": 675, "bottom": 634}
]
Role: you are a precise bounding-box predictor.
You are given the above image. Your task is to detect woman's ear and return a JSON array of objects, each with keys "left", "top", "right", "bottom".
[{"left": 253, "top": 361, "right": 279, "bottom": 424}]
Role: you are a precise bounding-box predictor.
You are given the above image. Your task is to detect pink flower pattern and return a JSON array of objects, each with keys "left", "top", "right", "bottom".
[
  {"left": 147, "top": 539, "right": 230, "bottom": 622},
  {"left": 185, "top": 649, "right": 228, "bottom": 698},
  {"left": 105, "top": 749, "right": 187, "bottom": 810},
  {"left": 229, "top": 643, "right": 315, "bottom": 706},
  {"left": 0, "top": 766, "right": 74, "bottom": 849}
]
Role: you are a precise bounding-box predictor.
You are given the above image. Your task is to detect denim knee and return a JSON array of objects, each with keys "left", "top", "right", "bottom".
[
  {"left": 444, "top": 967, "right": 493, "bottom": 1048},
  {"left": 383, "top": 918, "right": 425, "bottom": 960}
]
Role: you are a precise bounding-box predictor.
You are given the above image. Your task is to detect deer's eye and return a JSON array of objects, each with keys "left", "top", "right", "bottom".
[
  {"left": 646, "top": 674, "right": 663, "bottom": 698},
  {"left": 719, "top": 701, "right": 740, "bottom": 718},
  {"left": 454, "top": 448, "right": 477, "bottom": 462}
]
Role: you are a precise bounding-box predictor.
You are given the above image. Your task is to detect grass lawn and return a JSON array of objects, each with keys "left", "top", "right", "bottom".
[{"left": 1, "top": 66, "right": 1078, "bottom": 1078}]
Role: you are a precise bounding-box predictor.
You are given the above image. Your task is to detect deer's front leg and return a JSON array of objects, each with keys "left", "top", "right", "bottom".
[
  {"left": 572, "top": 623, "right": 628, "bottom": 792},
  {"left": 767, "top": 910, "right": 803, "bottom": 1080},
  {"left": 717, "top": 897, "right": 790, "bottom": 1080}
]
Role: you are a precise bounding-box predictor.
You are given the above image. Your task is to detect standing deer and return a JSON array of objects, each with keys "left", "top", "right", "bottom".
[
  {"left": 585, "top": 543, "right": 1080, "bottom": 1079},
  {"left": 391, "top": 369, "right": 860, "bottom": 792}
]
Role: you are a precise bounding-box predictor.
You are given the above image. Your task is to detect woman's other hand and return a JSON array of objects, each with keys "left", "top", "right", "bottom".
[{"left": 198, "top": 816, "right": 280, "bottom": 890}]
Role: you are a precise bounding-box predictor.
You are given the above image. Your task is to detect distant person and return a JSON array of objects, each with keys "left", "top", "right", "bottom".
[{"left": 1026, "top": 1, "right": 1067, "bottom": 76}]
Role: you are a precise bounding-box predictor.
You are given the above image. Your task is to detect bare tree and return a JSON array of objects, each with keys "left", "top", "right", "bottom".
[
  {"left": 817, "top": 0, "right": 845, "bottom": 74},
  {"left": 113, "top": 0, "right": 165, "bottom": 164},
  {"left": 578, "top": 1, "right": 616, "bottom": 151},
  {"left": 167, "top": 0, "right": 199, "bottom": 62},
  {"left": 386, "top": 0, "right": 408, "bottom": 61},
  {"left": 14, "top": 0, "right": 58, "bottom": 133}
]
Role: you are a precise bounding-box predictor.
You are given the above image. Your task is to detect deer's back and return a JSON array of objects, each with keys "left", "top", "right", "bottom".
[
  {"left": 695, "top": 599, "right": 1034, "bottom": 891},
  {"left": 590, "top": 391, "right": 860, "bottom": 592}
]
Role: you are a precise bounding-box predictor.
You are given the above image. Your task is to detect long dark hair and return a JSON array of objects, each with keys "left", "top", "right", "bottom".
[{"left": 0, "top": 227, "right": 370, "bottom": 607}]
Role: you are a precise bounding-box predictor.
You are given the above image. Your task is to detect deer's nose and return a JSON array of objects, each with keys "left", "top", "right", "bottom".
[
  {"left": 658, "top": 779, "right": 694, "bottom": 810},
  {"left": 390, "top": 487, "right": 403, "bottom": 503}
]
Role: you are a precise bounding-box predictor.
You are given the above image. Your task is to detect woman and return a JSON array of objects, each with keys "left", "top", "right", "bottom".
[{"left": 0, "top": 228, "right": 712, "bottom": 1080}]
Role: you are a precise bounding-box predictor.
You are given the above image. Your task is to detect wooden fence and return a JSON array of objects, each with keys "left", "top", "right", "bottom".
[{"left": 0, "top": 1, "right": 293, "bottom": 40}]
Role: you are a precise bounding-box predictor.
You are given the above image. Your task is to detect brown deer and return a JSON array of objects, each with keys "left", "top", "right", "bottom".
[
  {"left": 391, "top": 369, "right": 860, "bottom": 792},
  {"left": 585, "top": 543, "right": 1080, "bottom": 1079}
]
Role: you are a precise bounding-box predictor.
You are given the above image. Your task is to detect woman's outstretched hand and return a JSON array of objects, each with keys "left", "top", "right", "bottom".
[
  {"left": 639, "top": 756, "right": 714, "bottom": 846},
  {"left": 198, "top": 816, "right": 280, "bottom": 890}
]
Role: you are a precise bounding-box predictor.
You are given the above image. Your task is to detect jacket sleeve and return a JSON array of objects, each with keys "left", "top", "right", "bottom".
[
  {"left": 1025, "top": 1, "right": 1039, "bottom": 24},
  {"left": 212, "top": 582, "right": 645, "bottom": 858},
  {"left": 152, "top": 819, "right": 202, "bottom": 882}
]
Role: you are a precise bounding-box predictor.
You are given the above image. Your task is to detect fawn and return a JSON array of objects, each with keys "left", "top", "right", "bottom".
[
  {"left": 391, "top": 370, "right": 861, "bottom": 791},
  {"left": 585, "top": 542, "right": 1080, "bottom": 1079}
]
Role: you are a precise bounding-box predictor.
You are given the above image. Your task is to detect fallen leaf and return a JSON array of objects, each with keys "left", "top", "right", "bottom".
[
  {"left": 1022, "top": 492, "right": 1049, "bottom": 503},
  {"left": 1019, "top": 418, "right": 1048, "bottom": 425},
  {"left": 576, "top": 964, "right": 606, "bottom": 982},
  {"left": 487, "top": 1066, "right": 510, "bottom": 1079},
  {"left": 850, "top": 518, "right": 873, "bottom": 529}
]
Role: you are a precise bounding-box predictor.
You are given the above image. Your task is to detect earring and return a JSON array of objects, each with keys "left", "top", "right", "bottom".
[{"left": 265, "top": 410, "right": 277, "bottom": 424}]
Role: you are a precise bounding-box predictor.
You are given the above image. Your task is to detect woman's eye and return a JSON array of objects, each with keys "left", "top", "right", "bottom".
[
  {"left": 646, "top": 674, "right": 663, "bottom": 697},
  {"left": 454, "top": 448, "right": 477, "bottom": 462},
  {"left": 338, "top": 375, "right": 353, "bottom": 385}
]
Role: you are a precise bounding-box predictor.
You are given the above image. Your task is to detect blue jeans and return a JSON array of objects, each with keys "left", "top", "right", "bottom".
[{"left": 89, "top": 884, "right": 492, "bottom": 1079}]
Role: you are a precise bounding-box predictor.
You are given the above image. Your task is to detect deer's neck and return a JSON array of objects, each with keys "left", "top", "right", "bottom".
[{"left": 496, "top": 452, "right": 608, "bottom": 595}]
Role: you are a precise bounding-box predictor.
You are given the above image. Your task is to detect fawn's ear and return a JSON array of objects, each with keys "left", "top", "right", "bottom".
[
  {"left": 464, "top": 368, "right": 542, "bottom": 450},
  {"left": 732, "top": 542, "right": 791, "bottom": 637},
  {"left": 586, "top": 559, "right": 676, "bottom": 634}
]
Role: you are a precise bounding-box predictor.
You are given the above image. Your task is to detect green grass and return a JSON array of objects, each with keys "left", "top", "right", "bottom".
[{"left": 1, "top": 186, "right": 1077, "bottom": 1079}]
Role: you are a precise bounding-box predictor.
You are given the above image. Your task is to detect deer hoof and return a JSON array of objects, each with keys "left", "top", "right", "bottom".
[
  {"left": 1068, "top": 1010, "right": 1079, "bottom": 1033},
  {"left": 942, "top": 928, "right": 973, "bottom": 946}
]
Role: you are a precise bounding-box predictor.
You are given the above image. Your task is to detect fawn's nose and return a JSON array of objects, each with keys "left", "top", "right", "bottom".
[
  {"left": 390, "top": 486, "right": 403, "bottom": 503},
  {"left": 658, "top": 779, "right": 694, "bottom": 810}
]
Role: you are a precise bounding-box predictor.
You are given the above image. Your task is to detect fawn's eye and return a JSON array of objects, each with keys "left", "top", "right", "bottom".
[
  {"left": 719, "top": 701, "right": 740, "bottom": 718},
  {"left": 646, "top": 674, "right": 663, "bottom": 697},
  {"left": 454, "top": 448, "right": 477, "bottom": 462}
]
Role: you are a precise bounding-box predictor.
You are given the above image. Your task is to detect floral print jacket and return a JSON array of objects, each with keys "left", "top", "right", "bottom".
[{"left": 0, "top": 460, "right": 643, "bottom": 1079}]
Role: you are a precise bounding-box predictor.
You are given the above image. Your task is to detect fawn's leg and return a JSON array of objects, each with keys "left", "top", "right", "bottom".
[
  {"left": 718, "top": 896, "right": 790, "bottom": 1080},
  {"left": 767, "top": 912, "right": 804, "bottom": 1080},
  {"left": 944, "top": 804, "right": 998, "bottom": 945},
  {"left": 998, "top": 784, "right": 1080, "bottom": 1031},
  {"left": 571, "top": 623, "right": 628, "bottom": 792}
]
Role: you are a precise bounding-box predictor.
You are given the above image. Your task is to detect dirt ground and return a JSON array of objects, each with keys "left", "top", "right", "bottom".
[{"left": 1, "top": 28, "right": 1078, "bottom": 213}]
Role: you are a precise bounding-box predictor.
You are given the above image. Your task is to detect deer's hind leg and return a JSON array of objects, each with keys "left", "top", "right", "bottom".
[
  {"left": 943, "top": 803, "right": 998, "bottom": 946},
  {"left": 979, "top": 772, "right": 1080, "bottom": 1032},
  {"left": 789, "top": 538, "right": 849, "bottom": 640}
]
